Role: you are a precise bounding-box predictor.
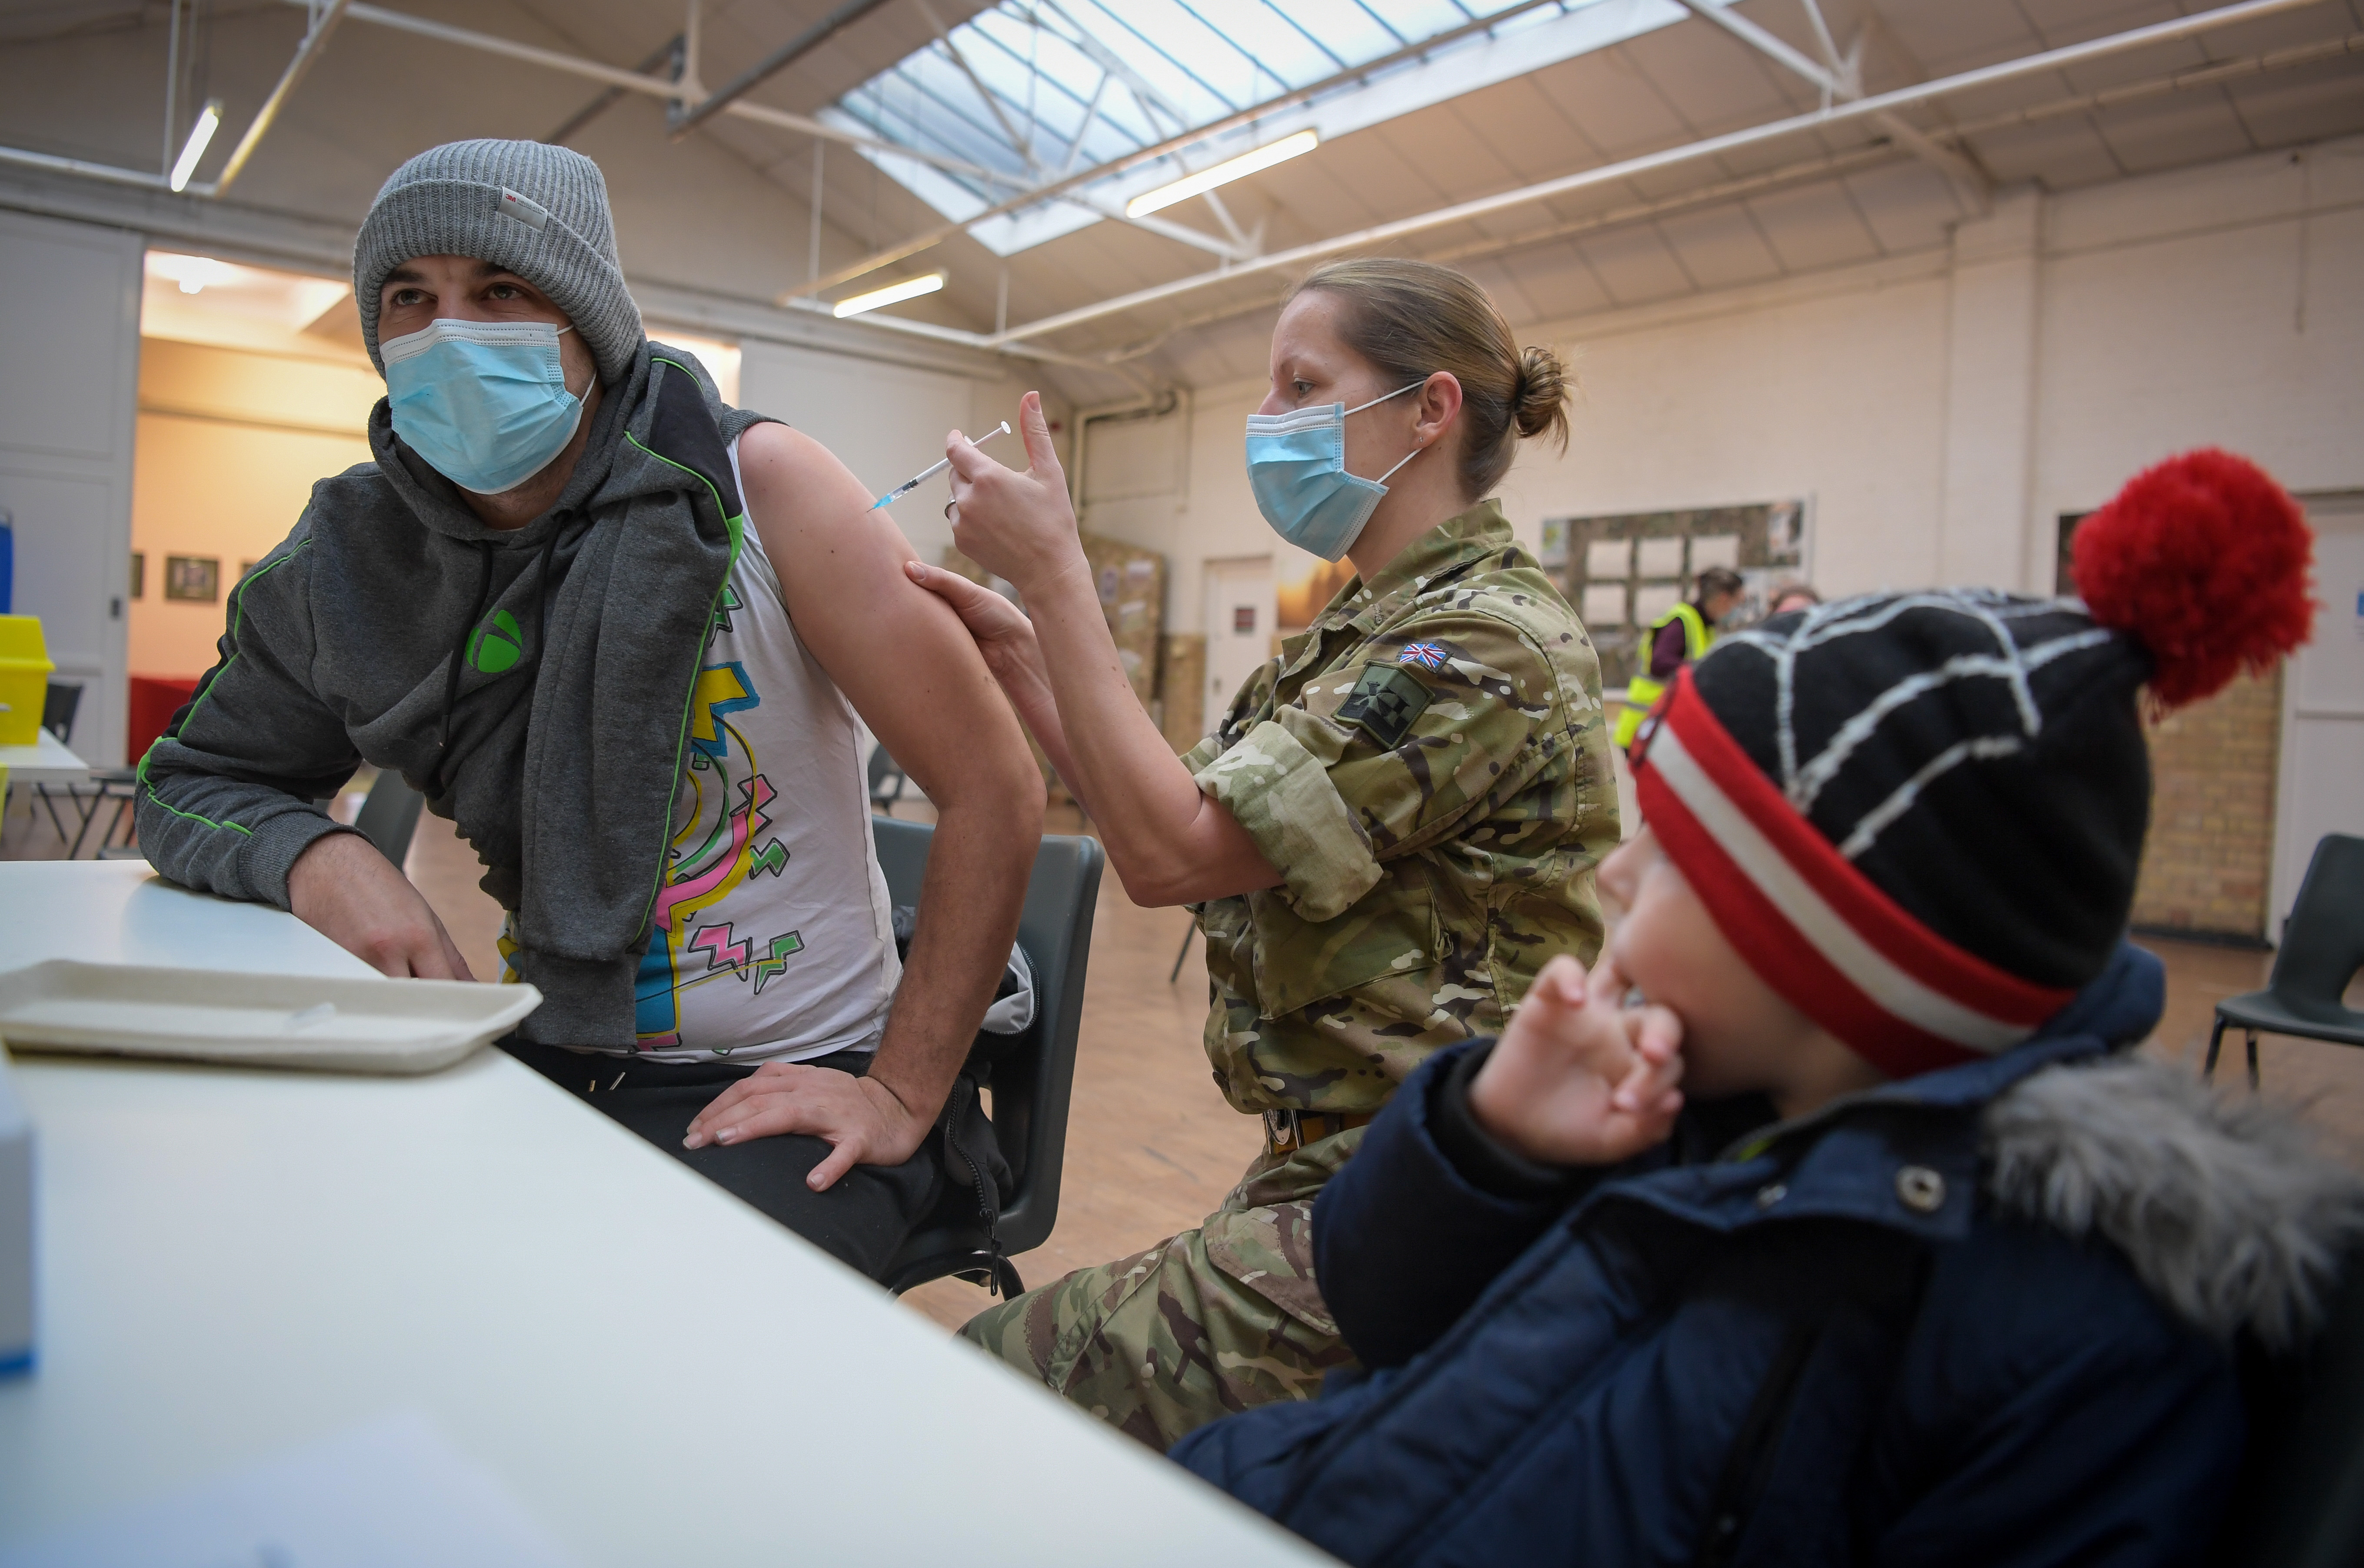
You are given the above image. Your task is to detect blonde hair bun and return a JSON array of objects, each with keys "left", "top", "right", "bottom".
[{"left": 1513, "top": 344, "right": 1572, "bottom": 449}]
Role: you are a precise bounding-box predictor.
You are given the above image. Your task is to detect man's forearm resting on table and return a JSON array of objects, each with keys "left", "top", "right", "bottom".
[{"left": 137, "top": 732, "right": 360, "bottom": 910}]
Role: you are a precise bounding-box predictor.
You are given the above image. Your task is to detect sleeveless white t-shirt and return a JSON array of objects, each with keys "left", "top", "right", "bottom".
[{"left": 501, "top": 435, "right": 902, "bottom": 1063}]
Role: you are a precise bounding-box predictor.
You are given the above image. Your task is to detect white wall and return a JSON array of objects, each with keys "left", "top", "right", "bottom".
[
  {"left": 1086, "top": 135, "right": 2364, "bottom": 632},
  {"left": 0, "top": 208, "right": 140, "bottom": 766},
  {"left": 738, "top": 340, "right": 1071, "bottom": 573}
]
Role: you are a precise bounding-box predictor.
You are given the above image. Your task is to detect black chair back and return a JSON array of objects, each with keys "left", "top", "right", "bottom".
[
  {"left": 353, "top": 770, "right": 427, "bottom": 869},
  {"left": 866, "top": 743, "right": 907, "bottom": 811},
  {"left": 41, "top": 682, "right": 80, "bottom": 744},
  {"left": 2211, "top": 1255, "right": 2364, "bottom": 1567},
  {"left": 2271, "top": 835, "right": 2364, "bottom": 1027},
  {"left": 871, "top": 815, "right": 1102, "bottom": 1284}
]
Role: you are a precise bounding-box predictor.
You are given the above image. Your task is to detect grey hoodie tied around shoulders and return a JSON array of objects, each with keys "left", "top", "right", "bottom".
[{"left": 136, "top": 343, "right": 776, "bottom": 1045}]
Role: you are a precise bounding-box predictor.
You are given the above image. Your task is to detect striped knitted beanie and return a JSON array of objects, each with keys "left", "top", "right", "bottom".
[
  {"left": 353, "top": 139, "right": 643, "bottom": 385},
  {"left": 1629, "top": 449, "right": 2315, "bottom": 1080}
]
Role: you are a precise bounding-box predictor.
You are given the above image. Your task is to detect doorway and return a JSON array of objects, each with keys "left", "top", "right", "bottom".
[
  {"left": 2271, "top": 494, "right": 2364, "bottom": 937},
  {"left": 1202, "top": 556, "right": 1274, "bottom": 736}
]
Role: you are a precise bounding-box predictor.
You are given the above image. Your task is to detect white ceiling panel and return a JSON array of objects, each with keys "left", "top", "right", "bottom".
[
  {"left": 1460, "top": 73, "right": 1604, "bottom": 183},
  {"left": 2091, "top": 88, "right": 2258, "bottom": 176},
  {"left": 1576, "top": 221, "right": 1696, "bottom": 305},
  {"left": 1376, "top": 108, "right": 1522, "bottom": 206},
  {"left": 1745, "top": 179, "right": 1886, "bottom": 271},
  {"left": 2224, "top": 62, "right": 2364, "bottom": 150},
  {"left": 2015, "top": 0, "right": 2189, "bottom": 50},
  {"left": 1461, "top": 255, "right": 1542, "bottom": 323},
  {"left": 1615, "top": 23, "right": 1798, "bottom": 138},
  {"left": 1962, "top": 114, "right": 2129, "bottom": 187},
  {"left": 1839, "top": 160, "right": 1962, "bottom": 256},
  {"left": 1656, "top": 203, "right": 1785, "bottom": 290},
  {"left": 1871, "top": 0, "right": 2041, "bottom": 77},
  {"left": 1493, "top": 243, "right": 1615, "bottom": 323},
  {"left": 1530, "top": 50, "right": 1692, "bottom": 159}
]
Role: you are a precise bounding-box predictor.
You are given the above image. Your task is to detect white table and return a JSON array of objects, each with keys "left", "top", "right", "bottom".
[
  {"left": 0, "top": 730, "right": 87, "bottom": 788},
  {"left": 0, "top": 863, "right": 1333, "bottom": 1565}
]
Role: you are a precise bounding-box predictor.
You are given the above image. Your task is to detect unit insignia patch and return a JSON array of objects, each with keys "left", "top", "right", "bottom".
[{"left": 1338, "top": 661, "right": 1434, "bottom": 749}]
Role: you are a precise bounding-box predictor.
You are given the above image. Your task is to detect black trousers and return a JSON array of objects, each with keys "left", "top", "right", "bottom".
[{"left": 503, "top": 1039, "right": 944, "bottom": 1282}]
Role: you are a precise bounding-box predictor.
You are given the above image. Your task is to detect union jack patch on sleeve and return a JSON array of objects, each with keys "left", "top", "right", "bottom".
[{"left": 1398, "top": 642, "right": 1448, "bottom": 670}]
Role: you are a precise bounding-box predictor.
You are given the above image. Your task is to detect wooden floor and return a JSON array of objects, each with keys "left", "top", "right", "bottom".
[{"left": 11, "top": 784, "right": 2358, "bottom": 1343}]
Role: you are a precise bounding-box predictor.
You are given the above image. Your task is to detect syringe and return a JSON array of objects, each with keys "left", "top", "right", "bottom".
[{"left": 868, "top": 421, "right": 1012, "bottom": 511}]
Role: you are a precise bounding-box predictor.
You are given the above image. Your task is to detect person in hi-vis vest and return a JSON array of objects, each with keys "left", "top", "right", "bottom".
[{"left": 1613, "top": 564, "right": 1743, "bottom": 752}]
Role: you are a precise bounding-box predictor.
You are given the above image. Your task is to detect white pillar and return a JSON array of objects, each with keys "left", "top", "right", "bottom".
[{"left": 1937, "top": 185, "right": 2044, "bottom": 591}]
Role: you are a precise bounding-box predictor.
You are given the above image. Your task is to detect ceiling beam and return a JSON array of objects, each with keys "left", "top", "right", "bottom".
[
  {"left": 1673, "top": 0, "right": 1988, "bottom": 215},
  {"left": 215, "top": 0, "right": 354, "bottom": 193},
  {"left": 1675, "top": 0, "right": 1853, "bottom": 98},
  {"left": 986, "top": 0, "right": 2336, "bottom": 347},
  {"left": 543, "top": 32, "right": 684, "bottom": 145},
  {"left": 668, "top": 0, "right": 902, "bottom": 136},
  {"left": 304, "top": 1, "right": 1035, "bottom": 190}
]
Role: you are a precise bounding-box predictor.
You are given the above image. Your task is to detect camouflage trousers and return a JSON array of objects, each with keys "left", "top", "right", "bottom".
[{"left": 959, "top": 1126, "right": 1365, "bottom": 1452}]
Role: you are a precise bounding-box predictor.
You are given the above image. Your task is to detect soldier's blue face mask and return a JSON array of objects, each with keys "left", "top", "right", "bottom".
[
  {"left": 381, "top": 317, "right": 586, "bottom": 496},
  {"left": 1245, "top": 381, "right": 1426, "bottom": 561}
]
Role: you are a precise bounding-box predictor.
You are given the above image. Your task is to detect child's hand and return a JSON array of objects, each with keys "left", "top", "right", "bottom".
[{"left": 1466, "top": 952, "right": 1685, "bottom": 1168}]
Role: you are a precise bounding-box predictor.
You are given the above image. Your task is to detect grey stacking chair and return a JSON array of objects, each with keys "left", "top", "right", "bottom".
[
  {"left": 2206, "top": 834, "right": 2364, "bottom": 1089},
  {"left": 870, "top": 814, "right": 1102, "bottom": 1298}
]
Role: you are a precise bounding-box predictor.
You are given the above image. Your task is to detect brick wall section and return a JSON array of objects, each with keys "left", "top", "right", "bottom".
[
  {"left": 1597, "top": 685, "right": 2282, "bottom": 943},
  {"left": 2131, "top": 666, "right": 2281, "bottom": 941}
]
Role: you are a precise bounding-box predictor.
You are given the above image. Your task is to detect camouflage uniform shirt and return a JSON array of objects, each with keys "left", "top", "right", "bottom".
[{"left": 1182, "top": 500, "right": 1620, "bottom": 1117}]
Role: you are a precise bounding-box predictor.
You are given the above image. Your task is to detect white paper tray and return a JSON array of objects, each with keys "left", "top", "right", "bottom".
[{"left": 0, "top": 961, "right": 542, "bottom": 1075}]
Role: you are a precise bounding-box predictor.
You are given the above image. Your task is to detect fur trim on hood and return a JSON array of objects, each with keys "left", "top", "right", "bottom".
[{"left": 1983, "top": 1052, "right": 2364, "bottom": 1352}]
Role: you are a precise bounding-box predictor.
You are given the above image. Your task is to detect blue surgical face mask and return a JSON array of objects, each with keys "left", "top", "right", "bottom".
[
  {"left": 381, "top": 317, "right": 586, "bottom": 496},
  {"left": 1245, "top": 381, "right": 1426, "bottom": 561}
]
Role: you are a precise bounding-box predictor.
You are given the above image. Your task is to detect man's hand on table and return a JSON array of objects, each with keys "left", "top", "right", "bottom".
[
  {"left": 682, "top": 1068, "right": 927, "bottom": 1191},
  {"left": 287, "top": 830, "right": 476, "bottom": 981}
]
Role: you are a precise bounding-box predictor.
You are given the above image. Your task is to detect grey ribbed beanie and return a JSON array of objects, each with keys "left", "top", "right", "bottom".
[{"left": 353, "top": 139, "right": 643, "bottom": 385}]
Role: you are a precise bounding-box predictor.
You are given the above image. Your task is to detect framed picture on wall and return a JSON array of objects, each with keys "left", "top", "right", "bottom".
[
  {"left": 164, "top": 555, "right": 220, "bottom": 603},
  {"left": 130, "top": 552, "right": 144, "bottom": 599},
  {"left": 1543, "top": 500, "right": 1810, "bottom": 690}
]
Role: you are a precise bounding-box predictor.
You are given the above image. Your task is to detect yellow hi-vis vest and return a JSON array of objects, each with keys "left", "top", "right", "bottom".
[{"left": 1614, "top": 599, "right": 1714, "bottom": 750}]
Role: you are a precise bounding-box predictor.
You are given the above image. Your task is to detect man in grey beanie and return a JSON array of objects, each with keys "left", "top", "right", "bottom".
[{"left": 136, "top": 139, "right": 1045, "bottom": 1278}]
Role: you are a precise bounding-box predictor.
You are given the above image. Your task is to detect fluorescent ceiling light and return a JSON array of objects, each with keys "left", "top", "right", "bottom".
[
  {"left": 168, "top": 99, "right": 222, "bottom": 194},
  {"left": 147, "top": 251, "right": 240, "bottom": 295},
  {"left": 832, "top": 273, "right": 946, "bottom": 318},
  {"left": 1125, "top": 131, "right": 1319, "bottom": 219}
]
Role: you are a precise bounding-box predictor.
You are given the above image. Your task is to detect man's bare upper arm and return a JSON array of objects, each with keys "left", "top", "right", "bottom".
[{"left": 735, "top": 422, "right": 1034, "bottom": 804}]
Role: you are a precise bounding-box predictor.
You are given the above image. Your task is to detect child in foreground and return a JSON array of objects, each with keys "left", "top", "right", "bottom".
[{"left": 1173, "top": 450, "right": 2364, "bottom": 1567}]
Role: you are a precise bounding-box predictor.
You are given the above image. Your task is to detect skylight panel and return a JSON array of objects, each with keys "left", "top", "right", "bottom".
[
  {"left": 1251, "top": 0, "right": 1394, "bottom": 72},
  {"left": 822, "top": 0, "right": 1691, "bottom": 263}
]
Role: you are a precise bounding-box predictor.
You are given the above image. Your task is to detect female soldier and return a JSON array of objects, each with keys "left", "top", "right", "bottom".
[{"left": 909, "top": 257, "right": 1620, "bottom": 1451}]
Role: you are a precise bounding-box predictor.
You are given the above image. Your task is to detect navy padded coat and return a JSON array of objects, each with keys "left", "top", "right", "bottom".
[{"left": 1172, "top": 945, "right": 2341, "bottom": 1567}]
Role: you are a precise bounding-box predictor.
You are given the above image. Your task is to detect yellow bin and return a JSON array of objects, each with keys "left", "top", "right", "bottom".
[{"left": 0, "top": 615, "right": 57, "bottom": 746}]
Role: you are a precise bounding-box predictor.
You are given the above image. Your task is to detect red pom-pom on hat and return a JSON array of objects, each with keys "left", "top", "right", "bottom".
[{"left": 2071, "top": 448, "right": 2315, "bottom": 709}]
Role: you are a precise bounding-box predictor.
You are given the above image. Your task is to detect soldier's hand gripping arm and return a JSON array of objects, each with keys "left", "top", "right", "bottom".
[{"left": 934, "top": 391, "right": 1284, "bottom": 908}]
